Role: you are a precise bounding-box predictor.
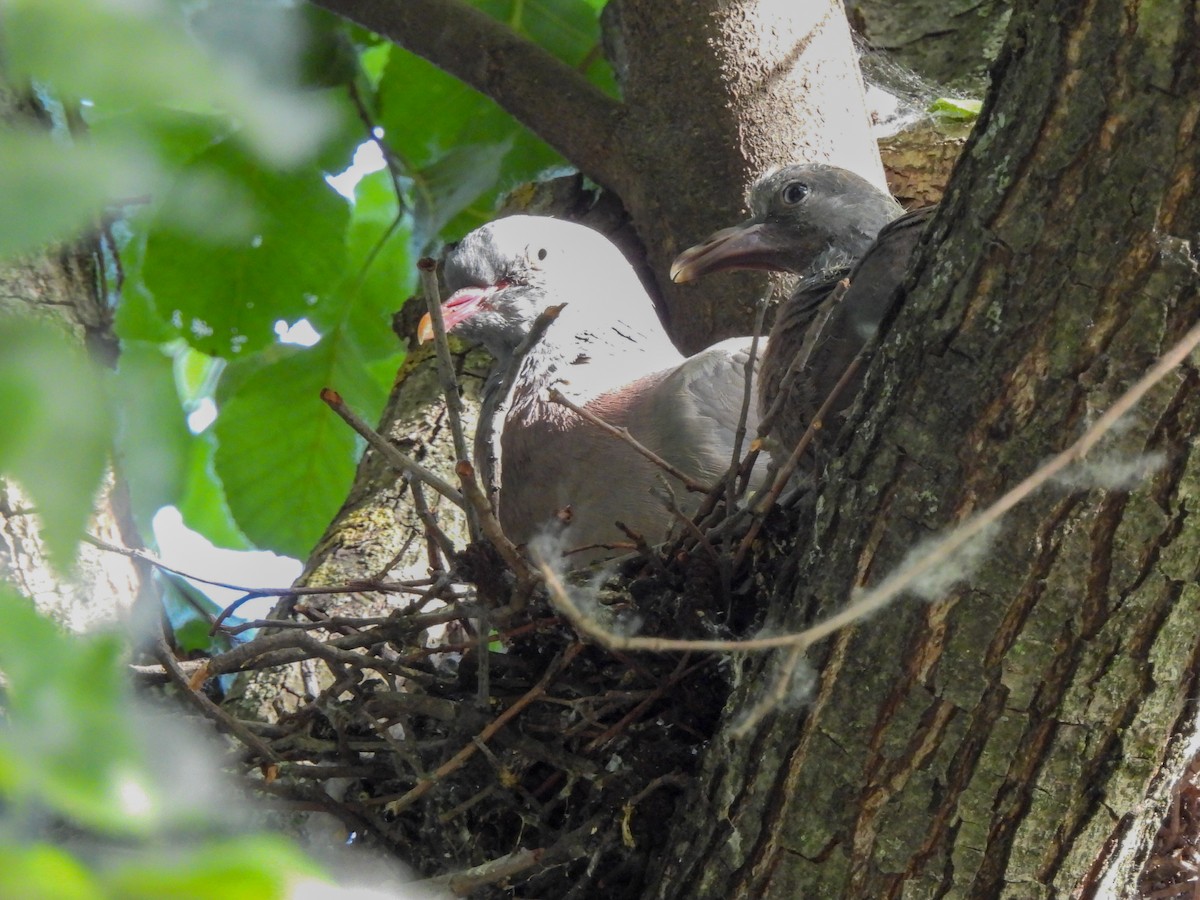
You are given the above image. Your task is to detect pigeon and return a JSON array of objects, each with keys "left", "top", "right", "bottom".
[
  {"left": 419, "top": 215, "right": 763, "bottom": 567},
  {"left": 671, "top": 163, "right": 932, "bottom": 457}
]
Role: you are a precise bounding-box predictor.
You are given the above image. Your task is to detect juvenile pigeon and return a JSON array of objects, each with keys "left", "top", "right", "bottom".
[
  {"left": 421, "top": 215, "right": 763, "bottom": 566},
  {"left": 671, "top": 164, "right": 932, "bottom": 456}
]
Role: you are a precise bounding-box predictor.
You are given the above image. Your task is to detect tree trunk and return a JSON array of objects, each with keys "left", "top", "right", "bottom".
[
  {"left": 0, "top": 84, "right": 143, "bottom": 631},
  {"left": 646, "top": 0, "right": 1200, "bottom": 895},
  {"left": 848, "top": 0, "right": 1011, "bottom": 94}
]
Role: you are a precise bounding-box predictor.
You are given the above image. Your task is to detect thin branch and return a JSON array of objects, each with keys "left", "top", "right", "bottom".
[
  {"left": 369, "top": 643, "right": 582, "bottom": 816},
  {"left": 615, "top": 521, "right": 671, "bottom": 579},
  {"left": 309, "top": 0, "right": 627, "bottom": 192},
  {"left": 133, "top": 604, "right": 484, "bottom": 681},
  {"left": 86, "top": 533, "right": 436, "bottom": 610},
  {"left": 418, "top": 257, "right": 482, "bottom": 545},
  {"left": 733, "top": 353, "right": 866, "bottom": 566},
  {"left": 729, "top": 287, "right": 771, "bottom": 483},
  {"left": 409, "top": 478, "right": 457, "bottom": 566},
  {"left": 456, "top": 459, "right": 540, "bottom": 601},
  {"left": 153, "top": 635, "right": 280, "bottom": 766},
  {"left": 417, "top": 848, "right": 544, "bottom": 896},
  {"left": 418, "top": 258, "right": 471, "bottom": 465},
  {"left": 547, "top": 387, "right": 714, "bottom": 494},
  {"left": 321, "top": 387, "right": 466, "bottom": 508}
]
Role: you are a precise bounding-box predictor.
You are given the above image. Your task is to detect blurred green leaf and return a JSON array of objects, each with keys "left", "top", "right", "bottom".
[
  {"left": 104, "top": 836, "right": 321, "bottom": 900},
  {"left": 359, "top": 42, "right": 392, "bottom": 88},
  {"left": 0, "top": 320, "right": 112, "bottom": 567},
  {"left": 0, "top": 845, "right": 102, "bottom": 900},
  {"left": 0, "top": 589, "right": 152, "bottom": 835},
  {"left": 0, "top": 130, "right": 147, "bottom": 258},
  {"left": 112, "top": 342, "right": 193, "bottom": 531},
  {"left": 143, "top": 139, "right": 350, "bottom": 357},
  {"left": 113, "top": 229, "right": 184, "bottom": 345},
  {"left": 4, "top": 0, "right": 335, "bottom": 167},
  {"left": 214, "top": 338, "right": 386, "bottom": 557},
  {"left": 173, "top": 344, "right": 225, "bottom": 408}
]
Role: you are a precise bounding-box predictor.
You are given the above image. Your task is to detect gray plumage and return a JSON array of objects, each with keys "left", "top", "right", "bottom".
[
  {"left": 434, "top": 215, "right": 762, "bottom": 566},
  {"left": 671, "top": 164, "right": 930, "bottom": 456}
]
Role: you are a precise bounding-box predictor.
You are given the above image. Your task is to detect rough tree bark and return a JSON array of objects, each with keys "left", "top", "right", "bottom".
[
  {"left": 646, "top": 0, "right": 1200, "bottom": 896},
  {"left": 0, "top": 83, "right": 144, "bottom": 632},
  {"left": 849, "top": 0, "right": 1011, "bottom": 94}
]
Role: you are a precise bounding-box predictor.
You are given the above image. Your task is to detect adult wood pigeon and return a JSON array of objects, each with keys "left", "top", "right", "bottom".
[
  {"left": 420, "top": 215, "right": 762, "bottom": 566},
  {"left": 671, "top": 164, "right": 932, "bottom": 457}
]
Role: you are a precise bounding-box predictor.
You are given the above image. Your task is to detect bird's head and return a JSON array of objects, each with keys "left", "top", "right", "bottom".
[
  {"left": 418, "top": 215, "right": 662, "bottom": 362},
  {"left": 669, "top": 164, "right": 903, "bottom": 283}
]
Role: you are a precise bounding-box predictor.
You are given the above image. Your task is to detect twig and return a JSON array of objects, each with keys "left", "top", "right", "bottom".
[
  {"left": 456, "top": 459, "right": 540, "bottom": 602},
  {"left": 547, "top": 387, "right": 714, "bottom": 494},
  {"left": 418, "top": 258, "right": 471, "bottom": 463},
  {"left": 416, "top": 849, "right": 544, "bottom": 896},
  {"left": 732, "top": 353, "right": 865, "bottom": 566},
  {"left": 410, "top": 812, "right": 609, "bottom": 896},
  {"left": 133, "top": 604, "right": 484, "bottom": 681},
  {"left": 371, "top": 643, "right": 582, "bottom": 815},
  {"left": 658, "top": 480, "right": 721, "bottom": 565},
  {"left": 475, "top": 609, "right": 492, "bottom": 706},
  {"left": 321, "top": 387, "right": 465, "bottom": 507},
  {"left": 535, "top": 314, "right": 1200, "bottom": 656},
  {"left": 409, "top": 478, "right": 456, "bottom": 567},
  {"left": 418, "top": 256, "right": 479, "bottom": 543},
  {"left": 153, "top": 634, "right": 280, "bottom": 766},
  {"left": 727, "top": 287, "right": 772, "bottom": 490},
  {"left": 615, "top": 521, "right": 671, "bottom": 579}
]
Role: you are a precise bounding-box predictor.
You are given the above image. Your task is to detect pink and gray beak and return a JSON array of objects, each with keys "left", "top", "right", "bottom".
[
  {"left": 417, "top": 285, "right": 498, "bottom": 343},
  {"left": 670, "top": 221, "right": 781, "bottom": 283}
]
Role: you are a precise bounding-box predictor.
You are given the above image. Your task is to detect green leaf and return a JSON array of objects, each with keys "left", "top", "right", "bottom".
[
  {"left": 4, "top": 0, "right": 336, "bottom": 166},
  {"left": 929, "top": 96, "right": 983, "bottom": 121},
  {"left": 0, "top": 589, "right": 151, "bottom": 835},
  {"left": 103, "top": 836, "right": 321, "bottom": 900},
  {"left": 173, "top": 344, "right": 225, "bottom": 408},
  {"left": 359, "top": 42, "right": 392, "bottom": 88},
  {"left": 213, "top": 339, "right": 386, "bottom": 557},
  {"left": 114, "top": 230, "right": 184, "bottom": 345},
  {"left": 0, "top": 130, "right": 147, "bottom": 259},
  {"left": 177, "top": 432, "right": 251, "bottom": 551},
  {"left": 0, "top": 845, "right": 102, "bottom": 900},
  {"left": 474, "top": 0, "right": 608, "bottom": 78},
  {"left": 111, "top": 342, "right": 193, "bottom": 531},
  {"left": 377, "top": 1, "right": 604, "bottom": 245},
  {"left": 143, "top": 139, "right": 350, "bottom": 357},
  {"left": 0, "top": 320, "right": 113, "bottom": 568},
  {"left": 411, "top": 142, "right": 510, "bottom": 250},
  {"left": 318, "top": 169, "right": 414, "bottom": 361}
]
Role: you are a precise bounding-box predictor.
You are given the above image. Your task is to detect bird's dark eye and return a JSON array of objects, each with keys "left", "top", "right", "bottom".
[
  {"left": 537, "top": 247, "right": 548, "bottom": 261},
  {"left": 782, "top": 182, "right": 810, "bottom": 204}
]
